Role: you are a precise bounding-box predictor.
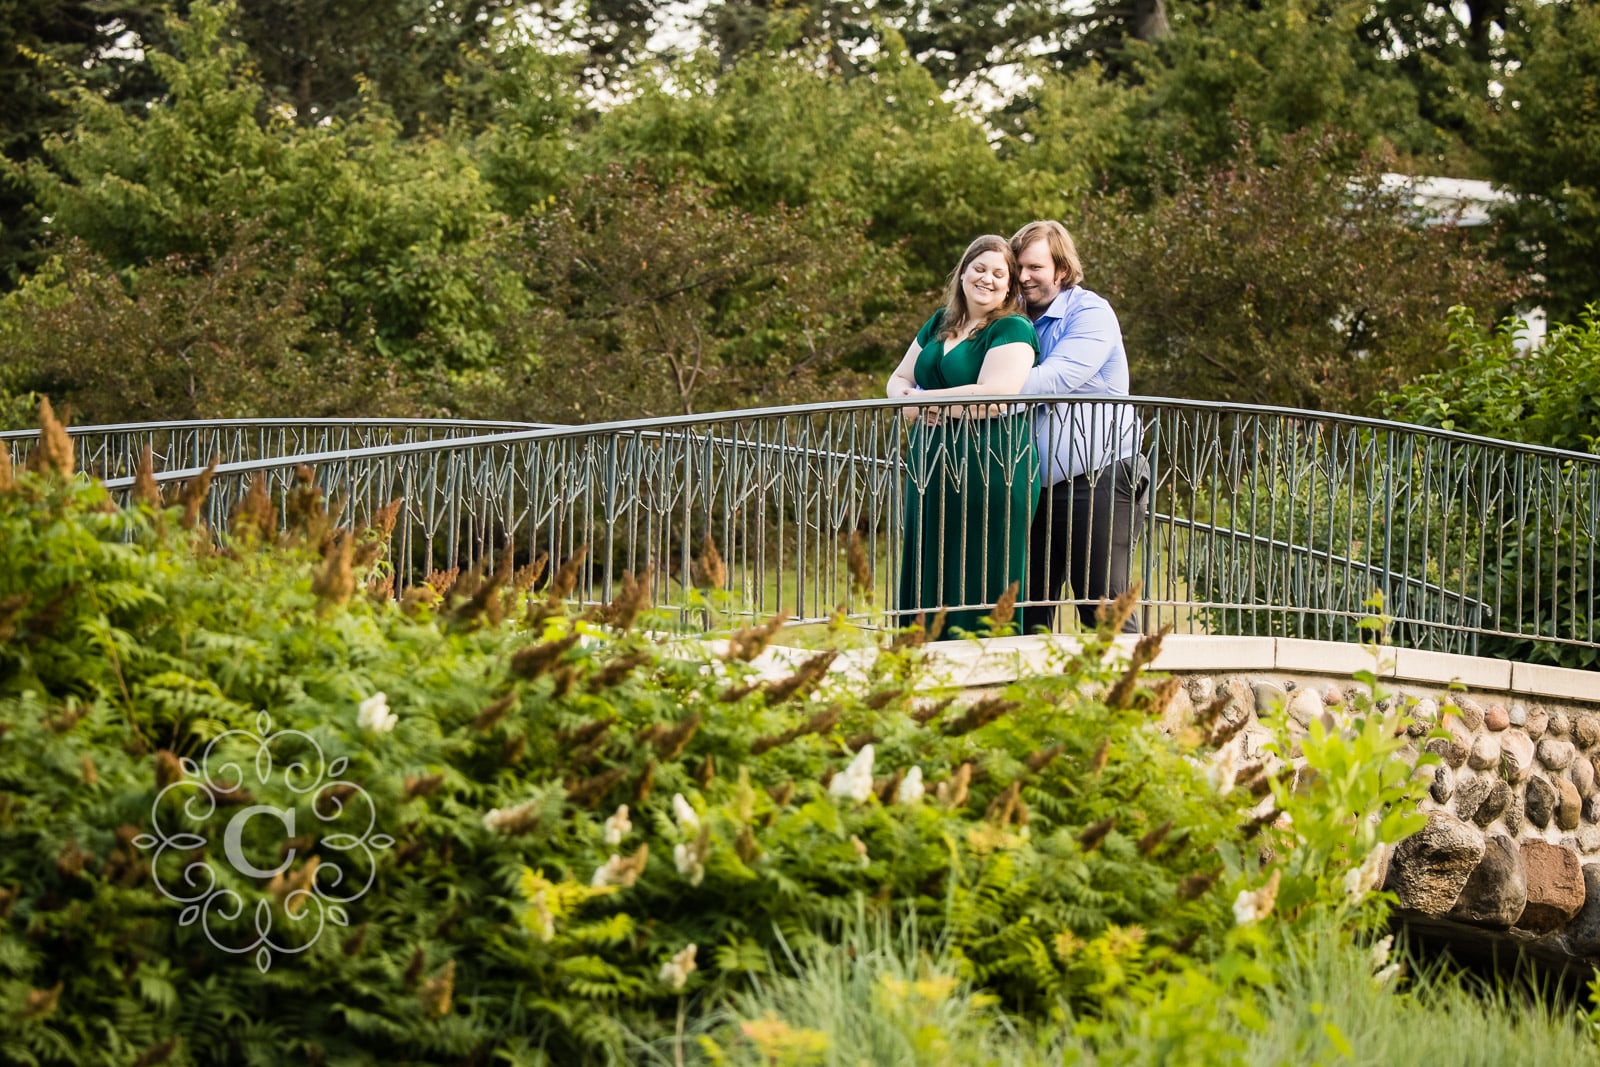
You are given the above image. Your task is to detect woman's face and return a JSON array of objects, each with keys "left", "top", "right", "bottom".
[{"left": 961, "top": 250, "right": 1010, "bottom": 315}]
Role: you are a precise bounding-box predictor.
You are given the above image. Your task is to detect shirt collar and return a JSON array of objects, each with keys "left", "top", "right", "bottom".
[{"left": 1031, "top": 287, "right": 1075, "bottom": 325}]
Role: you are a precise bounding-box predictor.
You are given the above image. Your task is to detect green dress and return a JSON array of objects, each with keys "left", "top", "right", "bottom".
[{"left": 898, "top": 311, "right": 1042, "bottom": 637}]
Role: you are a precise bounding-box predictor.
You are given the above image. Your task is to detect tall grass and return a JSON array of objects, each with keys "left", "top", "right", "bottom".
[{"left": 625, "top": 915, "right": 1600, "bottom": 1066}]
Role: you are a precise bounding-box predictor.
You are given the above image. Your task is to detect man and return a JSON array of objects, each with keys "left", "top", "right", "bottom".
[{"left": 1010, "top": 220, "right": 1147, "bottom": 635}]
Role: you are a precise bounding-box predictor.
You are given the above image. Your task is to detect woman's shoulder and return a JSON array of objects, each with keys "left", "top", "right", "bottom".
[
  {"left": 915, "top": 310, "right": 945, "bottom": 346},
  {"left": 982, "top": 313, "right": 1039, "bottom": 346}
]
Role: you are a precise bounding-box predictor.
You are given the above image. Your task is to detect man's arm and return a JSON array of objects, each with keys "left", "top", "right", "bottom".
[{"left": 1023, "top": 302, "right": 1119, "bottom": 395}]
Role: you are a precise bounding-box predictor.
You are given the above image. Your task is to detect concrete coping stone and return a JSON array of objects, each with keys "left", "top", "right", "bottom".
[{"left": 735, "top": 633, "right": 1598, "bottom": 703}]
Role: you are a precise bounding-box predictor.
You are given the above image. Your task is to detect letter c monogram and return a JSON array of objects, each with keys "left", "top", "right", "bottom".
[{"left": 223, "top": 804, "right": 297, "bottom": 879}]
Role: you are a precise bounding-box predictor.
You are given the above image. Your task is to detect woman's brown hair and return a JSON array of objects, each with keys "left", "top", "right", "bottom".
[{"left": 938, "top": 234, "right": 1024, "bottom": 341}]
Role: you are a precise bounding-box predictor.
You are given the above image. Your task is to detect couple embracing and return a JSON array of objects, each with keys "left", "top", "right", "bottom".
[{"left": 886, "top": 222, "right": 1147, "bottom": 638}]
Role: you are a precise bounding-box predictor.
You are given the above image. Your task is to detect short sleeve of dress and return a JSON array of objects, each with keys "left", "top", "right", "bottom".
[
  {"left": 914, "top": 312, "right": 944, "bottom": 348},
  {"left": 982, "top": 314, "right": 1040, "bottom": 360}
]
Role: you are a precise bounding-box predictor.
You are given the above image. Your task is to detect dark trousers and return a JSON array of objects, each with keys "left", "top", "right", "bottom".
[{"left": 1019, "top": 457, "right": 1148, "bottom": 635}]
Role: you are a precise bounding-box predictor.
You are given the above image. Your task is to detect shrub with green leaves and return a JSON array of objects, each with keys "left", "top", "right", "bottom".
[{"left": 0, "top": 427, "right": 1430, "bottom": 1065}]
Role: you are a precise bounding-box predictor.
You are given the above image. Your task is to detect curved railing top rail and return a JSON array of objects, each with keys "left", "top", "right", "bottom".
[
  {"left": 77, "top": 394, "right": 1600, "bottom": 488},
  {"left": 0, "top": 417, "right": 555, "bottom": 441},
  {"left": 14, "top": 397, "right": 1595, "bottom": 663}
]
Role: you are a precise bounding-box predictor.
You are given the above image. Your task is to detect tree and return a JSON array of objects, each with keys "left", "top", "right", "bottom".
[
  {"left": 1077, "top": 131, "right": 1519, "bottom": 411},
  {"left": 0, "top": 236, "right": 419, "bottom": 423},
  {"left": 13, "top": 0, "right": 525, "bottom": 373},
  {"left": 475, "top": 168, "right": 920, "bottom": 422},
  {"left": 581, "top": 33, "right": 1033, "bottom": 291},
  {"left": 1476, "top": 2, "right": 1600, "bottom": 322},
  {"left": 0, "top": 0, "right": 171, "bottom": 288}
]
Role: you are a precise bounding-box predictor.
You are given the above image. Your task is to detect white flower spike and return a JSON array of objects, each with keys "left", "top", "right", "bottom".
[
  {"left": 358, "top": 692, "right": 397, "bottom": 733},
  {"left": 828, "top": 744, "right": 876, "bottom": 804},
  {"left": 660, "top": 944, "right": 698, "bottom": 990},
  {"left": 895, "top": 766, "right": 925, "bottom": 805},
  {"left": 604, "top": 804, "right": 632, "bottom": 846},
  {"left": 671, "top": 793, "right": 700, "bottom": 833}
]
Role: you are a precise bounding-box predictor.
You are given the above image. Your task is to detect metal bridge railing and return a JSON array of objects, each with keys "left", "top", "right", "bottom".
[
  {"left": 9, "top": 399, "right": 1597, "bottom": 661},
  {"left": 0, "top": 418, "right": 550, "bottom": 481}
]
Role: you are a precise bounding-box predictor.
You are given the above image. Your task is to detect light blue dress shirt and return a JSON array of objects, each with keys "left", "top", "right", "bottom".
[{"left": 1022, "top": 286, "right": 1141, "bottom": 486}]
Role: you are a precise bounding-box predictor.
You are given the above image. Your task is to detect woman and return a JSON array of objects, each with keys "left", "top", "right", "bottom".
[{"left": 886, "top": 235, "right": 1042, "bottom": 636}]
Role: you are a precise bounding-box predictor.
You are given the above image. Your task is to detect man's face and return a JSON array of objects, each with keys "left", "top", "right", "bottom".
[{"left": 1016, "top": 239, "right": 1062, "bottom": 315}]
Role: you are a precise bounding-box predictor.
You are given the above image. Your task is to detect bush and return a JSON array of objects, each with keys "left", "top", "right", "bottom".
[
  {"left": 1078, "top": 131, "right": 1519, "bottom": 412},
  {"left": 0, "top": 429, "right": 1430, "bottom": 1064}
]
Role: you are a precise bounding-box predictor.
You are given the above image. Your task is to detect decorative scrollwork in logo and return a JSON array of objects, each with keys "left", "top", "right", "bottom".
[{"left": 133, "top": 711, "right": 392, "bottom": 972}]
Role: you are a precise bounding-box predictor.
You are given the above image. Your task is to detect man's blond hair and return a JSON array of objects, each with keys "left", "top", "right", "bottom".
[{"left": 1010, "top": 220, "right": 1083, "bottom": 290}]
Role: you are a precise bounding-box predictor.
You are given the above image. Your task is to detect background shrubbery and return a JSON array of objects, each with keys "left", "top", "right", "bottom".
[{"left": 8, "top": 0, "right": 1599, "bottom": 427}]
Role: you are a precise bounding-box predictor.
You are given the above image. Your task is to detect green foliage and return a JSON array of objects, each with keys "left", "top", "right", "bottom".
[
  {"left": 13, "top": 1, "right": 522, "bottom": 374},
  {"left": 1383, "top": 305, "right": 1600, "bottom": 454},
  {"left": 0, "top": 237, "right": 420, "bottom": 423},
  {"left": 581, "top": 35, "right": 1028, "bottom": 290},
  {"left": 476, "top": 168, "right": 917, "bottom": 422},
  {"left": 1476, "top": 2, "right": 1600, "bottom": 323},
  {"left": 1079, "top": 131, "right": 1518, "bottom": 410},
  {"left": 0, "top": 451, "right": 1434, "bottom": 1063}
]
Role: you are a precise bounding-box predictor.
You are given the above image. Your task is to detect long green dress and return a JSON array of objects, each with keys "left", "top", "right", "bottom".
[{"left": 898, "top": 311, "right": 1042, "bottom": 637}]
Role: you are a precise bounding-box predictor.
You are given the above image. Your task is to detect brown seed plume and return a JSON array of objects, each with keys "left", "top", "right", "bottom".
[
  {"left": 23, "top": 982, "right": 63, "bottom": 1018},
  {"left": 1144, "top": 676, "right": 1182, "bottom": 718},
  {"left": 155, "top": 749, "right": 184, "bottom": 787},
  {"left": 547, "top": 546, "right": 589, "bottom": 603},
  {"left": 513, "top": 552, "right": 549, "bottom": 592},
  {"left": 985, "top": 781, "right": 1022, "bottom": 826},
  {"left": 1088, "top": 736, "right": 1111, "bottom": 777},
  {"left": 311, "top": 530, "right": 356, "bottom": 608},
  {"left": 911, "top": 696, "right": 954, "bottom": 726},
  {"left": 1025, "top": 743, "right": 1066, "bottom": 774},
  {"left": 760, "top": 650, "right": 839, "bottom": 705},
  {"left": 691, "top": 533, "right": 728, "bottom": 591},
  {"left": 847, "top": 530, "right": 873, "bottom": 604},
  {"left": 0, "top": 443, "right": 13, "bottom": 494},
  {"left": 589, "top": 651, "right": 653, "bottom": 693},
  {"left": 1137, "top": 820, "right": 1174, "bottom": 856},
  {"left": 767, "top": 780, "right": 795, "bottom": 810},
  {"left": 418, "top": 959, "right": 455, "bottom": 1018},
  {"left": 1077, "top": 815, "right": 1117, "bottom": 852},
  {"left": 991, "top": 581, "right": 1019, "bottom": 631},
  {"left": 600, "top": 568, "right": 653, "bottom": 632},
  {"left": 750, "top": 703, "right": 841, "bottom": 756},
  {"left": 941, "top": 696, "right": 1017, "bottom": 737},
  {"left": 404, "top": 774, "right": 444, "bottom": 799},
  {"left": 230, "top": 476, "right": 276, "bottom": 543},
  {"left": 567, "top": 766, "right": 629, "bottom": 808},
  {"left": 634, "top": 760, "right": 657, "bottom": 804},
  {"left": 367, "top": 497, "right": 404, "bottom": 541},
  {"left": 177, "top": 456, "right": 219, "bottom": 532},
  {"left": 697, "top": 753, "right": 716, "bottom": 788},
  {"left": 268, "top": 855, "right": 322, "bottom": 916},
  {"left": 1094, "top": 584, "right": 1141, "bottom": 639},
  {"left": 936, "top": 763, "right": 971, "bottom": 809},
  {"left": 26, "top": 397, "right": 73, "bottom": 478},
  {"left": 653, "top": 712, "right": 702, "bottom": 760},
  {"left": 1105, "top": 623, "right": 1171, "bottom": 710},
  {"left": 1176, "top": 868, "right": 1222, "bottom": 901},
  {"left": 1208, "top": 709, "right": 1250, "bottom": 748},
  {"left": 509, "top": 632, "right": 581, "bottom": 680},
  {"left": 724, "top": 612, "right": 789, "bottom": 662}
]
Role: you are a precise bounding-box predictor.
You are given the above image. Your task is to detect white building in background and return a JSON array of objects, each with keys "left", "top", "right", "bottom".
[{"left": 1381, "top": 173, "right": 1547, "bottom": 349}]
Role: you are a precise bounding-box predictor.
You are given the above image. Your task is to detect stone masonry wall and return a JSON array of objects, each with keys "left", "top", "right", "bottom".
[{"left": 1156, "top": 672, "right": 1600, "bottom": 965}]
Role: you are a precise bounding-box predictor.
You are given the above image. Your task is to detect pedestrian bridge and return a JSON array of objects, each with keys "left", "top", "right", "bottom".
[{"left": 4, "top": 396, "right": 1597, "bottom": 668}]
